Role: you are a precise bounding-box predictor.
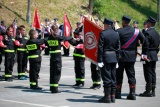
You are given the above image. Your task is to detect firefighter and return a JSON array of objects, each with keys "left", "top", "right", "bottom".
[
  {"left": 3, "top": 27, "right": 16, "bottom": 82},
  {"left": 72, "top": 32, "right": 85, "bottom": 88},
  {"left": 26, "top": 29, "right": 45, "bottom": 90},
  {"left": 46, "top": 25, "right": 80, "bottom": 93},
  {"left": 15, "top": 25, "right": 28, "bottom": 80}
]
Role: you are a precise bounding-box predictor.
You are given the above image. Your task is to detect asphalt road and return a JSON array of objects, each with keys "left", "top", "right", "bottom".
[{"left": 0, "top": 48, "right": 160, "bottom": 107}]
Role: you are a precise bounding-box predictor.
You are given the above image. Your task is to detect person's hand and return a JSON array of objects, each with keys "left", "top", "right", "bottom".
[
  {"left": 141, "top": 54, "right": 147, "bottom": 60},
  {"left": 98, "top": 62, "right": 104, "bottom": 68}
]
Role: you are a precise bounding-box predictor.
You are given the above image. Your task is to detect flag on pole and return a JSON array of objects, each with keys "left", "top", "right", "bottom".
[
  {"left": 83, "top": 17, "right": 103, "bottom": 64},
  {"left": 32, "top": 7, "right": 41, "bottom": 30},
  {"left": 63, "top": 13, "right": 72, "bottom": 49},
  {"left": 11, "top": 19, "right": 17, "bottom": 37}
]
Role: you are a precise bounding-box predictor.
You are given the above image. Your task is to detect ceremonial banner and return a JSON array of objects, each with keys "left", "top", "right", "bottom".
[
  {"left": 63, "top": 13, "right": 72, "bottom": 49},
  {"left": 11, "top": 19, "right": 17, "bottom": 37},
  {"left": 32, "top": 7, "right": 41, "bottom": 30},
  {"left": 83, "top": 17, "right": 103, "bottom": 64}
]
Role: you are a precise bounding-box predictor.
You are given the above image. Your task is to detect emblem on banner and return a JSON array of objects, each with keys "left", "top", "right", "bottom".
[{"left": 85, "top": 32, "right": 97, "bottom": 50}]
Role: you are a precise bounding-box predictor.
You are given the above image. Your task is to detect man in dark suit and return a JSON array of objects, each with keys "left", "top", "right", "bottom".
[
  {"left": 139, "top": 16, "right": 160, "bottom": 97},
  {"left": 116, "top": 15, "right": 149, "bottom": 100},
  {"left": 97, "top": 18, "right": 120, "bottom": 103}
]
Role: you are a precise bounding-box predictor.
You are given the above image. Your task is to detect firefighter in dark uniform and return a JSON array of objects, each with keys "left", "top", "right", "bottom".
[
  {"left": 116, "top": 15, "right": 149, "bottom": 100},
  {"left": 3, "top": 27, "right": 16, "bottom": 81},
  {"left": 97, "top": 18, "right": 120, "bottom": 103},
  {"left": 15, "top": 25, "right": 28, "bottom": 80},
  {"left": 26, "top": 29, "right": 45, "bottom": 90},
  {"left": 46, "top": 25, "right": 80, "bottom": 93},
  {"left": 73, "top": 32, "right": 85, "bottom": 88},
  {"left": 139, "top": 16, "right": 160, "bottom": 97},
  {"left": 90, "top": 62, "right": 101, "bottom": 89}
]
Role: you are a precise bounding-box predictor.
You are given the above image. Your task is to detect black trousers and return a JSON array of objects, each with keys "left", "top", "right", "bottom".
[
  {"left": 0, "top": 53, "right": 2, "bottom": 72},
  {"left": 29, "top": 59, "right": 41, "bottom": 87},
  {"left": 63, "top": 46, "right": 70, "bottom": 56},
  {"left": 74, "top": 59, "right": 85, "bottom": 84},
  {"left": 44, "top": 34, "right": 50, "bottom": 55},
  {"left": 90, "top": 62, "right": 101, "bottom": 85},
  {"left": 101, "top": 62, "right": 116, "bottom": 88},
  {"left": 50, "top": 57, "right": 62, "bottom": 91},
  {"left": 17, "top": 52, "right": 27, "bottom": 78},
  {"left": 116, "top": 62, "right": 136, "bottom": 86},
  {"left": 143, "top": 61, "right": 156, "bottom": 86},
  {"left": 5, "top": 52, "right": 15, "bottom": 80}
]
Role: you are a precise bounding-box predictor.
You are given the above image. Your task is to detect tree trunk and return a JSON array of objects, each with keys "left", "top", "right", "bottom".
[
  {"left": 158, "top": 0, "right": 160, "bottom": 26},
  {"left": 88, "top": 0, "right": 94, "bottom": 15},
  {"left": 26, "top": 0, "right": 31, "bottom": 24}
]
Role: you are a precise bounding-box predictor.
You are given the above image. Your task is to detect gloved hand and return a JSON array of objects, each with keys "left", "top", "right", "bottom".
[
  {"left": 141, "top": 54, "right": 147, "bottom": 60},
  {"left": 98, "top": 62, "right": 104, "bottom": 68}
]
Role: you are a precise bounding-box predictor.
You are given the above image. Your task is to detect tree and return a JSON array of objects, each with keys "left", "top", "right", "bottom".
[
  {"left": 88, "top": 0, "right": 94, "bottom": 15},
  {"left": 158, "top": 0, "right": 160, "bottom": 26},
  {"left": 26, "top": 0, "right": 31, "bottom": 24}
]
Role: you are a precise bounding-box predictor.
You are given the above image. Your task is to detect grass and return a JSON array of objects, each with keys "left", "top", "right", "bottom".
[{"left": 0, "top": 0, "right": 159, "bottom": 33}]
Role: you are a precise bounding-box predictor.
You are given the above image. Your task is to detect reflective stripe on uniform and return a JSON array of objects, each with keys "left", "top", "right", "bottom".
[
  {"left": 76, "top": 78, "right": 85, "bottom": 82},
  {"left": 17, "top": 48, "right": 27, "bottom": 51},
  {"left": 28, "top": 55, "right": 39, "bottom": 58},
  {"left": 30, "top": 82, "right": 36, "bottom": 85},
  {"left": 93, "top": 81, "right": 101, "bottom": 84},
  {"left": 4, "top": 50, "right": 15, "bottom": 53},
  {"left": 49, "top": 50, "right": 61, "bottom": 54},
  {"left": 73, "top": 53, "right": 85, "bottom": 58},
  {"left": 26, "top": 44, "right": 37, "bottom": 50},
  {"left": 47, "top": 40, "right": 59, "bottom": 46},
  {"left": 5, "top": 75, "right": 12, "bottom": 77},
  {"left": 18, "top": 73, "right": 26, "bottom": 76},
  {"left": 50, "top": 84, "right": 58, "bottom": 87}
]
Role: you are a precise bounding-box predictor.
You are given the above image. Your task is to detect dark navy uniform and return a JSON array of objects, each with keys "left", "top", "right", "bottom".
[
  {"left": 116, "top": 15, "right": 149, "bottom": 100},
  {"left": 26, "top": 38, "right": 44, "bottom": 89},
  {"left": 16, "top": 35, "right": 28, "bottom": 79},
  {"left": 73, "top": 38, "right": 85, "bottom": 87},
  {"left": 90, "top": 62, "right": 101, "bottom": 89},
  {"left": 139, "top": 16, "right": 160, "bottom": 97},
  {"left": 3, "top": 35, "right": 15, "bottom": 81},
  {"left": 98, "top": 18, "right": 120, "bottom": 103}
]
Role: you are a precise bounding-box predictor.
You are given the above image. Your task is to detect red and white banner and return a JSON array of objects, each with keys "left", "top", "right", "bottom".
[
  {"left": 83, "top": 17, "right": 103, "bottom": 64},
  {"left": 11, "top": 19, "right": 17, "bottom": 37},
  {"left": 63, "top": 13, "right": 72, "bottom": 49},
  {"left": 32, "top": 7, "right": 41, "bottom": 30}
]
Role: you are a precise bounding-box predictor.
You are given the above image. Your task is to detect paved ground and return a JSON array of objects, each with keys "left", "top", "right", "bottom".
[{"left": 0, "top": 48, "right": 160, "bottom": 107}]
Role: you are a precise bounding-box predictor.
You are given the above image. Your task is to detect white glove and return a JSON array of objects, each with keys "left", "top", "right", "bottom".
[
  {"left": 141, "top": 54, "right": 147, "bottom": 60},
  {"left": 98, "top": 62, "right": 104, "bottom": 68}
]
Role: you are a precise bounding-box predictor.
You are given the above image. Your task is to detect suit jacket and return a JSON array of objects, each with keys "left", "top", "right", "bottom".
[
  {"left": 145, "top": 27, "right": 160, "bottom": 61},
  {"left": 98, "top": 28, "right": 120, "bottom": 63}
]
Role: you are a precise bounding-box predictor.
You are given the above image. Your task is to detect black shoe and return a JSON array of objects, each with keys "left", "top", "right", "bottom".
[
  {"left": 94, "top": 85, "right": 101, "bottom": 90},
  {"left": 90, "top": 85, "right": 95, "bottom": 89},
  {"left": 31, "top": 86, "right": 42, "bottom": 90},
  {"left": 127, "top": 94, "right": 136, "bottom": 100},
  {"left": 51, "top": 90, "right": 61, "bottom": 93},
  {"left": 139, "top": 91, "right": 153, "bottom": 97},
  {"left": 78, "top": 84, "right": 84, "bottom": 88},
  {"left": 5, "top": 78, "right": 13, "bottom": 82}
]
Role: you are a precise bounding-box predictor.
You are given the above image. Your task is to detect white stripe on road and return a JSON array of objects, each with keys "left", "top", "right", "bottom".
[{"left": 0, "top": 98, "right": 69, "bottom": 107}]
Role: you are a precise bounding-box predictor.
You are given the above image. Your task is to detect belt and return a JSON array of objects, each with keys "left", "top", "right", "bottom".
[
  {"left": 49, "top": 50, "right": 61, "bottom": 54},
  {"left": 4, "top": 50, "right": 15, "bottom": 53},
  {"left": 28, "top": 55, "right": 39, "bottom": 58}
]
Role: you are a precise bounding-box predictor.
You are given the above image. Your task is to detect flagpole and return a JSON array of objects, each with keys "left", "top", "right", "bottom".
[{"left": 26, "top": 0, "right": 31, "bottom": 24}]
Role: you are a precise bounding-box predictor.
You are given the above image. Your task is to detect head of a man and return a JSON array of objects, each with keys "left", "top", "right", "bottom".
[
  {"left": 29, "top": 29, "right": 38, "bottom": 39},
  {"left": 51, "top": 24, "right": 59, "bottom": 36},
  {"left": 146, "top": 16, "right": 156, "bottom": 28},
  {"left": 103, "top": 18, "right": 113, "bottom": 29},
  {"left": 19, "top": 25, "right": 26, "bottom": 35},
  {"left": 122, "top": 15, "right": 131, "bottom": 27}
]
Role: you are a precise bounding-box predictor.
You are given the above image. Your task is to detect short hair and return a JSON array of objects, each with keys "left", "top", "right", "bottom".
[
  {"left": 19, "top": 25, "right": 25, "bottom": 30},
  {"left": 51, "top": 24, "right": 58, "bottom": 31},
  {"left": 29, "top": 29, "right": 37, "bottom": 38}
]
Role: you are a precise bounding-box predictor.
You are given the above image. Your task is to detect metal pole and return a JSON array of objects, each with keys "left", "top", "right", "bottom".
[{"left": 26, "top": 0, "right": 31, "bottom": 24}]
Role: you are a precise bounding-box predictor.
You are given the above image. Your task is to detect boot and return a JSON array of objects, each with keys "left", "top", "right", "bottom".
[
  {"left": 115, "top": 85, "right": 121, "bottom": 99},
  {"left": 51, "top": 87, "right": 61, "bottom": 93},
  {"left": 72, "top": 81, "right": 80, "bottom": 86},
  {"left": 152, "top": 86, "right": 156, "bottom": 97},
  {"left": 139, "top": 84, "right": 152, "bottom": 97},
  {"left": 111, "top": 88, "right": 116, "bottom": 103},
  {"left": 98, "top": 87, "right": 111, "bottom": 103},
  {"left": 78, "top": 81, "right": 84, "bottom": 88},
  {"left": 127, "top": 85, "right": 136, "bottom": 100}
]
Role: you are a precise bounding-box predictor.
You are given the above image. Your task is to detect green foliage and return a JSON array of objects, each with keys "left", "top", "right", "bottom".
[{"left": 93, "top": 0, "right": 159, "bottom": 31}]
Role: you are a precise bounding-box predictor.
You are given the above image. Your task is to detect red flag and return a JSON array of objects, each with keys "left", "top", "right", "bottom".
[
  {"left": 32, "top": 7, "right": 41, "bottom": 30},
  {"left": 83, "top": 17, "right": 103, "bottom": 64},
  {"left": 11, "top": 19, "right": 17, "bottom": 37},
  {"left": 63, "top": 13, "right": 72, "bottom": 49}
]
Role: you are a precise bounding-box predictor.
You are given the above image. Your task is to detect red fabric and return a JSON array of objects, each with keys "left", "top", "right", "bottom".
[
  {"left": 0, "top": 41, "right": 5, "bottom": 47},
  {"left": 0, "top": 35, "right": 3, "bottom": 41},
  {"left": 83, "top": 18, "right": 103, "bottom": 64},
  {"left": 75, "top": 44, "right": 84, "bottom": 49},
  {"left": 32, "top": 7, "right": 41, "bottom": 30},
  {"left": 63, "top": 13, "right": 72, "bottom": 49},
  {"left": 14, "top": 40, "right": 20, "bottom": 46}
]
